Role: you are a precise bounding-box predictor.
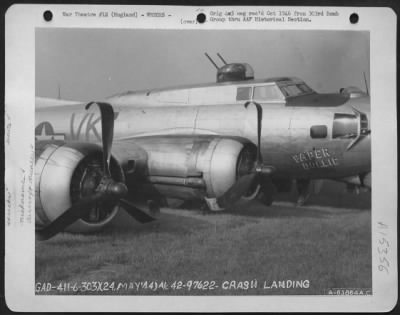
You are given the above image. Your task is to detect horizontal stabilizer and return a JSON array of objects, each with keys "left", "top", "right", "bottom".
[{"left": 36, "top": 96, "right": 82, "bottom": 108}]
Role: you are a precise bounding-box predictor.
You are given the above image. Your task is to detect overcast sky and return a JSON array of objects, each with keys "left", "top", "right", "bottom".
[{"left": 36, "top": 28, "right": 369, "bottom": 101}]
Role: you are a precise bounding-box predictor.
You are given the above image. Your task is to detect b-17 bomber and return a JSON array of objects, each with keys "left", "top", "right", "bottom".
[{"left": 35, "top": 53, "right": 371, "bottom": 240}]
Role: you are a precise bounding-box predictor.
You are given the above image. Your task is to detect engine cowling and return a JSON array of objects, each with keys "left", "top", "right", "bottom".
[
  {"left": 199, "top": 138, "right": 257, "bottom": 198},
  {"left": 35, "top": 141, "right": 124, "bottom": 233},
  {"left": 135, "top": 136, "right": 257, "bottom": 200}
]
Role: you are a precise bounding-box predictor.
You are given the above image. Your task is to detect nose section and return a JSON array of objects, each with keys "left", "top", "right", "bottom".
[
  {"left": 348, "top": 95, "right": 370, "bottom": 121},
  {"left": 341, "top": 96, "right": 371, "bottom": 152},
  {"left": 345, "top": 95, "right": 371, "bottom": 133},
  {"left": 353, "top": 97, "right": 371, "bottom": 163},
  {"left": 338, "top": 95, "right": 371, "bottom": 174}
]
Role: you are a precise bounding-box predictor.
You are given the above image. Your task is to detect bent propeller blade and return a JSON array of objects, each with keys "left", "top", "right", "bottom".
[
  {"left": 36, "top": 179, "right": 128, "bottom": 240},
  {"left": 217, "top": 173, "right": 258, "bottom": 209},
  {"left": 216, "top": 101, "right": 266, "bottom": 209},
  {"left": 119, "top": 199, "right": 158, "bottom": 223},
  {"left": 244, "top": 101, "right": 263, "bottom": 164},
  {"left": 36, "top": 192, "right": 105, "bottom": 241},
  {"left": 86, "top": 102, "right": 115, "bottom": 177}
]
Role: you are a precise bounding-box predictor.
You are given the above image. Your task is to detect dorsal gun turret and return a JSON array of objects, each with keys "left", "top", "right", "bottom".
[
  {"left": 217, "top": 63, "right": 254, "bottom": 82},
  {"left": 205, "top": 53, "right": 255, "bottom": 83}
]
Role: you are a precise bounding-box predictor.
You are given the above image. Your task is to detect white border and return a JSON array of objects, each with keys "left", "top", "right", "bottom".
[{"left": 5, "top": 5, "right": 397, "bottom": 312}]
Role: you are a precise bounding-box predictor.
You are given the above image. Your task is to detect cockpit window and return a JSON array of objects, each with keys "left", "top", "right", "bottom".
[
  {"left": 236, "top": 80, "right": 314, "bottom": 103},
  {"left": 253, "top": 85, "right": 284, "bottom": 101},
  {"left": 332, "top": 113, "right": 358, "bottom": 139},
  {"left": 281, "top": 85, "right": 301, "bottom": 97},
  {"left": 297, "top": 84, "right": 313, "bottom": 93},
  {"left": 279, "top": 83, "right": 314, "bottom": 97}
]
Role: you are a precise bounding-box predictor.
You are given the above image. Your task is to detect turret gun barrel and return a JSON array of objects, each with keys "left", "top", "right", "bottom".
[
  {"left": 204, "top": 52, "right": 219, "bottom": 70},
  {"left": 217, "top": 53, "right": 227, "bottom": 65}
]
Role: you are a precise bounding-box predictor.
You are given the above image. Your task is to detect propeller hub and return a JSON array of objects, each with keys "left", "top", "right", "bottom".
[
  {"left": 96, "top": 176, "right": 128, "bottom": 198},
  {"left": 107, "top": 182, "right": 128, "bottom": 197}
]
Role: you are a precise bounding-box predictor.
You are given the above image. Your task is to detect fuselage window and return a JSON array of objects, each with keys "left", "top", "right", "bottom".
[
  {"left": 236, "top": 87, "right": 252, "bottom": 101},
  {"left": 310, "top": 125, "right": 328, "bottom": 139},
  {"left": 253, "top": 85, "right": 284, "bottom": 101},
  {"left": 332, "top": 113, "right": 358, "bottom": 139}
]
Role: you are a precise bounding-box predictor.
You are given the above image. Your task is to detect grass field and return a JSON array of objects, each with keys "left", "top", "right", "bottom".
[{"left": 36, "top": 187, "right": 371, "bottom": 296}]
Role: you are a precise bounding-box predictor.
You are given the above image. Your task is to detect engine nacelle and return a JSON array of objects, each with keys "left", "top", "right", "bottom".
[
  {"left": 137, "top": 136, "right": 257, "bottom": 199},
  {"left": 199, "top": 138, "right": 256, "bottom": 198},
  {"left": 35, "top": 141, "right": 124, "bottom": 233}
]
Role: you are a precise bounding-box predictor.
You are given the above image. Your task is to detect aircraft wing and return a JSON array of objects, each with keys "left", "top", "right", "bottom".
[
  {"left": 35, "top": 127, "right": 261, "bottom": 239},
  {"left": 111, "top": 134, "right": 259, "bottom": 201},
  {"left": 36, "top": 96, "right": 82, "bottom": 108}
]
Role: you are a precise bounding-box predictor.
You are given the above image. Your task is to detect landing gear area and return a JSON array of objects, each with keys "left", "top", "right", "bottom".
[
  {"left": 171, "top": 178, "right": 316, "bottom": 212},
  {"left": 256, "top": 177, "right": 276, "bottom": 206},
  {"left": 241, "top": 176, "right": 276, "bottom": 207},
  {"left": 296, "top": 179, "right": 311, "bottom": 207}
]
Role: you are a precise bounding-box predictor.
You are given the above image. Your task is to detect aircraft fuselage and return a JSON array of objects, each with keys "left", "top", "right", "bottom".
[{"left": 36, "top": 80, "right": 371, "bottom": 181}]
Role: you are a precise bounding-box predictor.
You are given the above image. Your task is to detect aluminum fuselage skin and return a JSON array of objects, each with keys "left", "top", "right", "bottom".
[
  {"left": 36, "top": 101, "right": 370, "bottom": 177},
  {"left": 35, "top": 78, "right": 371, "bottom": 204}
]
